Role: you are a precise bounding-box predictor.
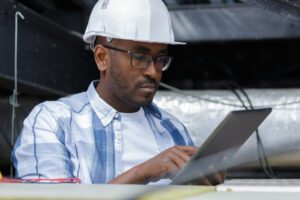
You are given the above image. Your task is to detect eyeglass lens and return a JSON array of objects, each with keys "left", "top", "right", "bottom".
[{"left": 131, "top": 53, "right": 171, "bottom": 70}]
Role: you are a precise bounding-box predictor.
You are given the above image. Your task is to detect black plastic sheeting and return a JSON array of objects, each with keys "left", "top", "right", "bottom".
[
  {"left": 0, "top": 0, "right": 98, "bottom": 96},
  {"left": 0, "top": 95, "right": 50, "bottom": 175}
]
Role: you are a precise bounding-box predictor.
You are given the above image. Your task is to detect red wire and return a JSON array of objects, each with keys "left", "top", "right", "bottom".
[{"left": 0, "top": 177, "right": 81, "bottom": 183}]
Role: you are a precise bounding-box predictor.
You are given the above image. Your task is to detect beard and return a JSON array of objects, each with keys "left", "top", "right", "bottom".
[{"left": 108, "top": 65, "right": 158, "bottom": 108}]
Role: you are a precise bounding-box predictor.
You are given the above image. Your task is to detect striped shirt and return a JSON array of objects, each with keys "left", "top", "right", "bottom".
[{"left": 13, "top": 81, "right": 194, "bottom": 184}]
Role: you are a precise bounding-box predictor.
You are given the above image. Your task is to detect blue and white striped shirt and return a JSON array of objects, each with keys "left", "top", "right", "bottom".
[{"left": 13, "top": 81, "right": 194, "bottom": 184}]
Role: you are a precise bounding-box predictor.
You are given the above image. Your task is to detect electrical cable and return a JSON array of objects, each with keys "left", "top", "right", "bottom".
[
  {"left": 216, "top": 81, "right": 276, "bottom": 178},
  {"left": 238, "top": 87, "right": 277, "bottom": 178},
  {"left": 227, "top": 82, "right": 276, "bottom": 178},
  {"left": 160, "top": 82, "right": 300, "bottom": 108},
  {"left": 159, "top": 82, "right": 244, "bottom": 108},
  {"left": 238, "top": 92, "right": 274, "bottom": 178},
  {"left": 227, "top": 88, "right": 274, "bottom": 178},
  {"left": 229, "top": 88, "right": 274, "bottom": 178},
  {"left": 260, "top": 100, "right": 300, "bottom": 108},
  {"left": 229, "top": 88, "right": 249, "bottom": 110}
]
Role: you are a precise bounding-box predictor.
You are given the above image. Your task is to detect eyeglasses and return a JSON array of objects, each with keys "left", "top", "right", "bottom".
[{"left": 103, "top": 45, "right": 172, "bottom": 71}]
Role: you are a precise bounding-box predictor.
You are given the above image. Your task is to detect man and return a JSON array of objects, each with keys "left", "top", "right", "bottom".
[{"left": 13, "top": 0, "right": 223, "bottom": 184}]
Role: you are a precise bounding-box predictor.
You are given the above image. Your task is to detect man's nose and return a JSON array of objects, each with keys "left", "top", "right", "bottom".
[{"left": 143, "top": 61, "right": 161, "bottom": 78}]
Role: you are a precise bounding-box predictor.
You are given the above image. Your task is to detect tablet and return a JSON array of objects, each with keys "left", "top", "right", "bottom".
[{"left": 171, "top": 108, "right": 272, "bottom": 185}]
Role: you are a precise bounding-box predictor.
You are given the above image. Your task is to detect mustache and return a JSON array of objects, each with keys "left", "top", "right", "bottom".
[{"left": 135, "top": 78, "right": 158, "bottom": 88}]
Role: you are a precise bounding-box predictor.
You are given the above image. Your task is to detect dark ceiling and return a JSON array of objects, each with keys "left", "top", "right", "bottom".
[{"left": 0, "top": 0, "right": 300, "bottom": 96}]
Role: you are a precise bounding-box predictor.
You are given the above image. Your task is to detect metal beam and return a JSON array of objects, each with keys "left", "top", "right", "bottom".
[{"left": 170, "top": 4, "right": 300, "bottom": 42}]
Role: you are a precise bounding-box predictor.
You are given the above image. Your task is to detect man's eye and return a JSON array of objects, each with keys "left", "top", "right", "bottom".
[
  {"left": 157, "top": 56, "right": 168, "bottom": 63},
  {"left": 132, "top": 53, "right": 148, "bottom": 62}
]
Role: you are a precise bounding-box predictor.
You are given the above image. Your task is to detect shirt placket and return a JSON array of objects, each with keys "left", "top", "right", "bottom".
[
  {"left": 145, "top": 113, "right": 174, "bottom": 152},
  {"left": 113, "top": 113, "right": 124, "bottom": 177}
]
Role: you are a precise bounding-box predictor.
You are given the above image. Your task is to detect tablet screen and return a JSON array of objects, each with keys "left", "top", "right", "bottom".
[{"left": 171, "top": 108, "right": 272, "bottom": 185}]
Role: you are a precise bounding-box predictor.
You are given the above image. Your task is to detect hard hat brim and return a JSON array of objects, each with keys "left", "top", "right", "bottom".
[{"left": 83, "top": 32, "right": 186, "bottom": 46}]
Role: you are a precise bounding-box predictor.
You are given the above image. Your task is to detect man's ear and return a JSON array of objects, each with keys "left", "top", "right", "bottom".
[{"left": 94, "top": 45, "right": 109, "bottom": 72}]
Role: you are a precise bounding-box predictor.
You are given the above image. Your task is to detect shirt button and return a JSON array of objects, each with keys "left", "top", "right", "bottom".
[{"left": 115, "top": 124, "right": 121, "bottom": 130}]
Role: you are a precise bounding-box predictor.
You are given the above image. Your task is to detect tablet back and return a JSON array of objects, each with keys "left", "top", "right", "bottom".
[{"left": 171, "top": 108, "right": 272, "bottom": 185}]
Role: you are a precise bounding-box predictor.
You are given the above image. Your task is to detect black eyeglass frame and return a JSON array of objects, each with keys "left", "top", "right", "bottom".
[{"left": 102, "top": 45, "right": 172, "bottom": 71}]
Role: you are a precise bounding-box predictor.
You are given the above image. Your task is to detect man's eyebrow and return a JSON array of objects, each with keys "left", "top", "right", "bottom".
[
  {"left": 132, "top": 45, "right": 151, "bottom": 52},
  {"left": 158, "top": 48, "right": 168, "bottom": 54},
  {"left": 132, "top": 45, "right": 168, "bottom": 54}
]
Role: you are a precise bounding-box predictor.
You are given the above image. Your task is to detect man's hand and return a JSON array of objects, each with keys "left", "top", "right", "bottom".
[
  {"left": 135, "top": 146, "right": 198, "bottom": 183},
  {"left": 109, "top": 145, "right": 226, "bottom": 185},
  {"left": 109, "top": 145, "right": 197, "bottom": 184}
]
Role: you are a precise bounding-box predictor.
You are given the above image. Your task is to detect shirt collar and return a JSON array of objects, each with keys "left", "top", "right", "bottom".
[
  {"left": 87, "top": 80, "right": 163, "bottom": 126},
  {"left": 87, "top": 80, "right": 117, "bottom": 126},
  {"left": 143, "top": 103, "right": 162, "bottom": 120}
]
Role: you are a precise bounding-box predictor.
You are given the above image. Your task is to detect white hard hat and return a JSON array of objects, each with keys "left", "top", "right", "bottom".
[{"left": 83, "top": 0, "right": 185, "bottom": 47}]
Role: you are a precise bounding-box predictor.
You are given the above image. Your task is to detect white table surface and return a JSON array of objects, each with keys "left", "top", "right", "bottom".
[{"left": 1, "top": 179, "right": 300, "bottom": 200}]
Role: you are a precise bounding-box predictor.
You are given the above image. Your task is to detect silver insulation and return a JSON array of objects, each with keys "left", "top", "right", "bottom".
[{"left": 154, "top": 89, "right": 300, "bottom": 168}]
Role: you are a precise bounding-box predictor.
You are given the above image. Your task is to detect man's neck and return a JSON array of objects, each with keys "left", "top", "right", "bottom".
[{"left": 96, "top": 83, "right": 140, "bottom": 113}]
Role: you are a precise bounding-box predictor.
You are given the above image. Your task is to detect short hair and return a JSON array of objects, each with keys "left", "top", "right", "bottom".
[{"left": 93, "top": 36, "right": 112, "bottom": 49}]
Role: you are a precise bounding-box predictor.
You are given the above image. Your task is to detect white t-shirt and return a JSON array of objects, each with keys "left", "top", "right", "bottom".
[{"left": 120, "top": 108, "right": 171, "bottom": 185}]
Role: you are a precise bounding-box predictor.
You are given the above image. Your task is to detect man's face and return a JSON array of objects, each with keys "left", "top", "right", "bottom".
[{"left": 96, "top": 39, "right": 168, "bottom": 112}]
